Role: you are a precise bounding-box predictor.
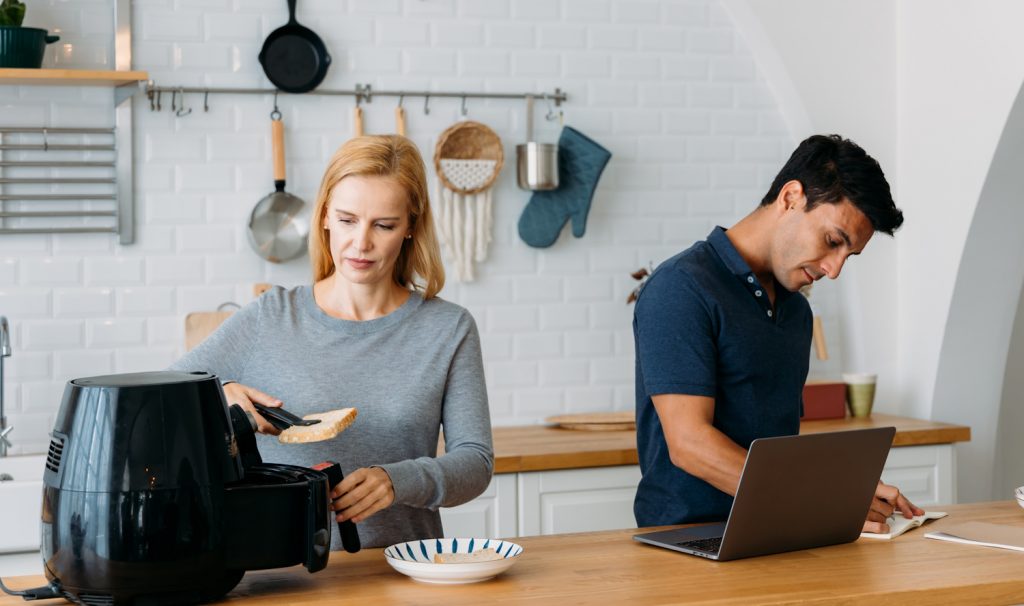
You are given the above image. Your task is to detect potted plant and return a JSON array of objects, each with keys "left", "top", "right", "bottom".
[{"left": 0, "top": 0, "right": 59, "bottom": 68}]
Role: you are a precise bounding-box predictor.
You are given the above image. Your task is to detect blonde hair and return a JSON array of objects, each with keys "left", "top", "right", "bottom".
[{"left": 309, "top": 135, "right": 445, "bottom": 299}]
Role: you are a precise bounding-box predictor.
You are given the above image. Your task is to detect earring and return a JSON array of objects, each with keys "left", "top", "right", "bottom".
[{"left": 405, "top": 234, "right": 412, "bottom": 239}]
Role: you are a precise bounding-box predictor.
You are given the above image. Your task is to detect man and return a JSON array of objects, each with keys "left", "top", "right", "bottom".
[{"left": 633, "top": 134, "right": 921, "bottom": 534}]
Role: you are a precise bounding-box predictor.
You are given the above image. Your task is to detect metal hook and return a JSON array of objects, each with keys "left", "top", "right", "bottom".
[
  {"left": 542, "top": 93, "right": 558, "bottom": 121},
  {"left": 423, "top": 94, "right": 430, "bottom": 115},
  {"left": 460, "top": 95, "right": 468, "bottom": 117},
  {"left": 170, "top": 89, "right": 177, "bottom": 113},
  {"left": 175, "top": 87, "right": 192, "bottom": 117},
  {"left": 270, "top": 90, "right": 281, "bottom": 121},
  {"left": 397, "top": 94, "right": 404, "bottom": 109},
  {"left": 148, "top": 88, "right": 155, "bottom": 111},
  {"left": 155, "top": 89, "right": 162, "bottom": 111},
  {"left": 203, "top": 90, "right": 209, "bottom": 112}
]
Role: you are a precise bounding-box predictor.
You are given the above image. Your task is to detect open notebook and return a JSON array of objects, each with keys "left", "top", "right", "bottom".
[
  {"left": 860, "top": 511, "right": 947, "bottom": 540},
  {"left": 925, "top": 521, "right": 1024, "bottom": 552}
]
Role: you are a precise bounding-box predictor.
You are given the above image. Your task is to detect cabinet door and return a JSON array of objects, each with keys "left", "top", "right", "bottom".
[
  {"left": 880, "top": 444, "right": 955, "bottom": 507},
  {"left": 439, "top": 474, "right": 517, "bottom": 538},
  {"left": 518, "top": 466, "right": 642, "bottom": 536}
]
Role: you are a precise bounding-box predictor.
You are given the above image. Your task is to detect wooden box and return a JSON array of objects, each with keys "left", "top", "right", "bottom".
[{"left": 801, "top": 381, "right": 846, "bottom": 420}]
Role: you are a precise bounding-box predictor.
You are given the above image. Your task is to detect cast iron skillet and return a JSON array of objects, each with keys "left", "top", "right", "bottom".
[{"left": 258, "top": 0, "right": 332, "bottom": 93}]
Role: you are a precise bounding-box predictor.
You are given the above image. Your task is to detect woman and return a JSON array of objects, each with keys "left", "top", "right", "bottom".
[{"left": 172, "top": 135, "right": 493, "bottom": 549}]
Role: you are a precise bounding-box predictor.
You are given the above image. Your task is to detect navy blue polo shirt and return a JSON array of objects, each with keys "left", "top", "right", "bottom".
[{"left": 633, "top": 226, "right": 812, "bottom": 527}]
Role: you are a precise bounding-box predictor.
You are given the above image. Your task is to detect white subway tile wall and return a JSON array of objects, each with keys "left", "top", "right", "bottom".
[{"left": 0, "top": 0, "right": 846, "bottom": 455}]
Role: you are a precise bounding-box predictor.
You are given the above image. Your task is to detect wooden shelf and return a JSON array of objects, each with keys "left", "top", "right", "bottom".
[{"left": 0, "top": 68, "right": 148, "bottom": 86}]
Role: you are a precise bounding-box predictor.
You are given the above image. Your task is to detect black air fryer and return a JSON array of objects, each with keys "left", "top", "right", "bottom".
[{"left": 1, "top": 371, "right": 356, "bottom": 605}]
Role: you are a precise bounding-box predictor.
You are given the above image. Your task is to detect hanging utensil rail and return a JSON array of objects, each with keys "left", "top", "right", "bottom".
[{"left": 146, "top": 82, "right": 567, "bottom": 114}]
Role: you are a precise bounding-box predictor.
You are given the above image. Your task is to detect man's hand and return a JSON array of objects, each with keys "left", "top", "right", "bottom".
[
  {"left": 862, "top": 480, "right": 926, "bottom": 533},
  {"left": 223, "top": 382, "right": 284, "bottom": 435},
  {"left": 330, "top": 467, "right": 396, "bottom": 523}
]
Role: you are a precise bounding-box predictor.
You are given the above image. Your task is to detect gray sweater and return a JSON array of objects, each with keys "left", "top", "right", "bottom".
[{"left": 171, "top": 286, "right": 493, "bottom": 549}]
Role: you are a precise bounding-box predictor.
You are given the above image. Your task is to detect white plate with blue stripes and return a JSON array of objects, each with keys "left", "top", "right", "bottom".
[{"left": 383, "top": 537, "right": 523, "bottom": 584}]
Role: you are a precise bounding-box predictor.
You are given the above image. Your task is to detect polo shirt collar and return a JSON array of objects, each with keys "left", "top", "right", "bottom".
[
  {"left": 707, "top": 226, "right": 752, "bottom": 277},
  {"left": 707, "top": 226, "right": 796, "bottom": 304}
]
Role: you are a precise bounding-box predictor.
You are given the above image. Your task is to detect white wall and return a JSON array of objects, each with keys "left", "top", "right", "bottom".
[
  {"left": 0, "top": 0, "right": 824, "bottom": 455},
  {"left": 727, "top": 0, "right": 1024, "bottom": 501},
  {"left": 721, "top": 0, "right": 902, "bottom": 417}
]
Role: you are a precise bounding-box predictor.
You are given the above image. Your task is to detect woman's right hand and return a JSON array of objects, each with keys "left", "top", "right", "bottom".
[{"left": 223, "top": 382, "right": 284, "bottom": 435}]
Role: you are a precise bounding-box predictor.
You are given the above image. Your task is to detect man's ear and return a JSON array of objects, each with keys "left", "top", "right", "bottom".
[{"left": 779, "top": 180, "right": 805, "bottom": 211}]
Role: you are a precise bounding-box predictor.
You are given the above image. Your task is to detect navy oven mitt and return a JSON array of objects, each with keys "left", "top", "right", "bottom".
[{"left": 518, "top": 126, "right": 612, "bottom": 248}]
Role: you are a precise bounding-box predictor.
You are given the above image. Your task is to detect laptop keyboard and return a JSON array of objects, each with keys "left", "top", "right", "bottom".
[{"left": 675, "top": 537, "right": 722, "bottom": 554}]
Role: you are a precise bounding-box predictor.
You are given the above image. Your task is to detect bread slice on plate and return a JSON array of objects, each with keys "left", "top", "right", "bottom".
[
  {"left": 433, "top": 548, "right": 502, "bottom": 564},
  {"left": 278, "top": 407, "right": 357, "bottom": 444}
]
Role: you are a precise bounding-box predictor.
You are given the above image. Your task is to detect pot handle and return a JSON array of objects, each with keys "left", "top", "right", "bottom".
[
  {"left": 45, "top": 34, "right": 60, "bottom": 44},
  {"left": 354, "top": 106, "right": 364, "bottom": 137},
  {"left": 272, "top": 117, "right": 286, "bottom": 190},
  {"left": 395, "top": 106, "right": 406, "bottom": 137}
]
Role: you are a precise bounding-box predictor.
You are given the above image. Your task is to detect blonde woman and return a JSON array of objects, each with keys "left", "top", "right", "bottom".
[{"left": 172, "top": 135, "right": 493, "bottom": 549}]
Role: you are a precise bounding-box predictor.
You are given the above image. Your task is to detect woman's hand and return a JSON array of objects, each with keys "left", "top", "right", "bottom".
[
  {"left": 862, "top": 480, "right": 925, "bottom": 534},
  {"left": 223, "top": 382, "right": 284, "bottom": 435},
  {"left": 330, "top": 467, "right": 395, "bottom": 523}
]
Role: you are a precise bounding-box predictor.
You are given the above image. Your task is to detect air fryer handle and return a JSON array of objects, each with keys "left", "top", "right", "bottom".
[{"left": 312, "top": 462, "right": 361, "bottom": 553}]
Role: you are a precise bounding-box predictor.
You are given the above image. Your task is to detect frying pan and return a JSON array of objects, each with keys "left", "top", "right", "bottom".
[
  {"left": 247, "top": 113, "right": 311, "bottom": 263},
  {"left": 258, "top": 0, "right": 332, "bottom": 94}
]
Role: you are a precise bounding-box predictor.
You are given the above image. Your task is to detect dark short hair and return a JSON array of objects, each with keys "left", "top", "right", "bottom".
[{"left": 760, "top": 134, "right": 904, "bottom": 235}]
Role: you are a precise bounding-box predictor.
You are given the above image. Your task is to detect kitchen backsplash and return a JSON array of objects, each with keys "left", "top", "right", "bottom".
[{"left": 0, "top": 0, "right": 843, "bottom": 455}]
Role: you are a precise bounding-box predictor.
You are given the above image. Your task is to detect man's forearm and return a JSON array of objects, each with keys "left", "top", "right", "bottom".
[{"left": 666, "top": 423, "right": 747, "bottom": 496}]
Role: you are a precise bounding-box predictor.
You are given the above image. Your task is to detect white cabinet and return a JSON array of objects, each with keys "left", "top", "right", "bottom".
[
  {"left": 517, "top": 466, "right": 642, "bottom": 536},
  {"left": 442, "top": 443, "right": 957, "bottom": 539},
  {"left": 879, "top": 443, "right": 955, "bottom": 506},
  {"left": 439, "top": 474, "right": 517, "bottom": 539}
]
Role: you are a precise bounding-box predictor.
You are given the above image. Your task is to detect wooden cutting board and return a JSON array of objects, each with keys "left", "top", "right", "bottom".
[
  {"left": 183, "top": 284, "right": 274, "bottom": 351},
  {"left": 545, "top": 411, "right": 635, "bottom": 431},
  {"left": 184, "top": 311, "right": 234, "bottom": 351}
]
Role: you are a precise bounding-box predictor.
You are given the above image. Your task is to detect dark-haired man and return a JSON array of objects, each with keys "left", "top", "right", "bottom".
[{"left": 633, "top": 134, "right": 922, "bottom": 533}]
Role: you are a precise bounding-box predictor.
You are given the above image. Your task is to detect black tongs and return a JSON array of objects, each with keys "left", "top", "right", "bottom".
[{"left": 252, "top": 402, "right": 321, "bottom": 431}]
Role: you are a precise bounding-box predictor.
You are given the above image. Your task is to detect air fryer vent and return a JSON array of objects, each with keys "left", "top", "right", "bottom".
[
  {"left": 74, "top": 593, "right": 114, "bottom": 606},
  {"left": 45, "top": 436, "right": 65, "bottom": 473}
]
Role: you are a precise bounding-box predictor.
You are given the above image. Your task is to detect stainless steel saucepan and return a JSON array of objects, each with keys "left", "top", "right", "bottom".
[{"left": 248, "top": 112, "right": 311, "bottom": 263}]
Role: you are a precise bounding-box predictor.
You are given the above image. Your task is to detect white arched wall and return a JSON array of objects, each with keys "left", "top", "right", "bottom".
[
  {"left": 934, "top": 82, "right": 1024, "bottom": 501},
  {"left": 996, "top": 277, "right": 1024, "bottom": 499}
]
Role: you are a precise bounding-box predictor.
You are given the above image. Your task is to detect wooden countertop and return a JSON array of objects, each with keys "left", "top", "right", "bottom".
[
  {"left": 488, "top": 413, "right": 970, "bottom": 473},
  {"left": 4, "top": 501, "right": 1018, "bottom": 605}
]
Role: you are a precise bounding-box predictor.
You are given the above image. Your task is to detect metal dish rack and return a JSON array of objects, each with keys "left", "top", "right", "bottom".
[{"left": 0, "top": 126, "right": 131, "bottom": 241}]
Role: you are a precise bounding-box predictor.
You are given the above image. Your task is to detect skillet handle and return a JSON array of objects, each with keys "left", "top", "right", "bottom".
[{"left": 272, "top": 117, "right": 286, "bottom": 187}]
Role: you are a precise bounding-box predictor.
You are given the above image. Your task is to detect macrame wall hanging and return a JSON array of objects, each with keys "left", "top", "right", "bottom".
[{"left": 433, "top": 121, "right": 504, "bottom": 281}]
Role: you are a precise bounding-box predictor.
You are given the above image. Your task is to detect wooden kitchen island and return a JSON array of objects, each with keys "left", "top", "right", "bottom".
[
  {"left": 488, "top": 413, "right": 971, "bottom": 473},
  {"left": 2, "top": 501, "right": 1020, "bottom": 605}
]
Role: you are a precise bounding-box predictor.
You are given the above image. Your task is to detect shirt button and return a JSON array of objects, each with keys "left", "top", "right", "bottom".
[
  {"left": 767, "top": 310, "right": 773, "bottom": 317},
  {"left": 747, "top": 276, "right": 754, "bottom": 283},
  {"left": 755, "top": 290, "right": 762, "bottom": 297}
]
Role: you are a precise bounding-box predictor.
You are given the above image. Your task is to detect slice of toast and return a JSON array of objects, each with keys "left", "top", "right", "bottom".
[
  {"left": 277, "top": 408, "right": 357, "bottom": 444},
  {"left": 432, "top": 548, "right": 502, "bottom": 564}
]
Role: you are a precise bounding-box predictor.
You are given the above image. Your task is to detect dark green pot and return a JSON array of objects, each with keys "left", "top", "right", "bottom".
[{"left": 0, "top": 26, "right": 60, "bottom": 68}]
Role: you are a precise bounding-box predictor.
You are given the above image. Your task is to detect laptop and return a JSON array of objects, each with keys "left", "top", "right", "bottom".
[{"left": 633, "top": 426, "right": 896, "bottom": 561}]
